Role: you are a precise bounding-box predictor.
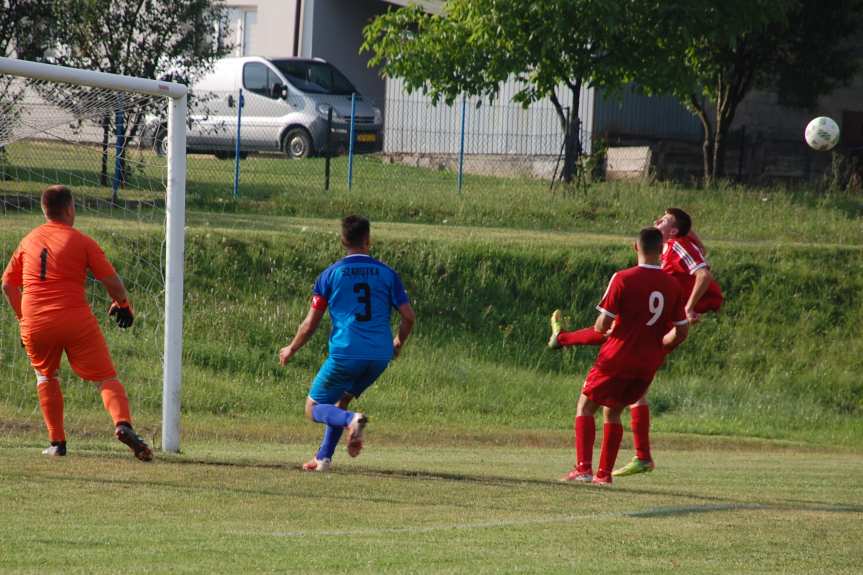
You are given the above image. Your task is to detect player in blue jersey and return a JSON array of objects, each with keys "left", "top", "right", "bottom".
[{"left": 279, "top": 215, "right": 416, "bottom": 472}]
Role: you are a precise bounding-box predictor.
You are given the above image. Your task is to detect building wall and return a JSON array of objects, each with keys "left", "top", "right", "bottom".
[
  {"left": 223, "top": 0, "right": 389, "bottom": 109},
  {"left": 733, "top": 73, "right": 863, "bottom": 144},
  {"left": 593, "top": 87, "right": 702, "bottom": 142},
  {"left": 309, "top": 0, "right": 390, "bottom": 109},
  {"left": 224, "top": 1, "right": 302, "bottom": 58}
]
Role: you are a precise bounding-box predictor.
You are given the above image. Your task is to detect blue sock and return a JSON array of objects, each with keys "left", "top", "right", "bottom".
[
  {"left": 311, "top": 403, "right": 354, "bottom": 428},
  {"left": 316, "top": 425, "right": 344, "bottom": 460}
]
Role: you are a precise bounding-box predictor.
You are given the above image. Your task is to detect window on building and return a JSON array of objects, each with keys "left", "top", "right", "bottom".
[{"left": 218, "top": 8, "right": 257, "bottom": 57}]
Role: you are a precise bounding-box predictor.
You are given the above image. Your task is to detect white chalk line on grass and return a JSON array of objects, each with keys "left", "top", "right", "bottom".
[{"left": 235, "top": 503, "right": 766, "bottom": 538}]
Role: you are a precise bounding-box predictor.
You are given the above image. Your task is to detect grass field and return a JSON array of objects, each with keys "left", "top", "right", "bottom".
[
  {"left": 1, "top": 425, "right": 862, "bottom": 575},
  {"left": 1, "top": 140, "right": 862, "bottom": 573}
]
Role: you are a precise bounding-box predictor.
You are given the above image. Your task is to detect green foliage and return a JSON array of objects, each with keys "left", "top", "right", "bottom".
[
  {"left": 46, "top": 0, "right": 230, "bottom": 80},
  {"left": 362, "top": 0, "right": 667, "bottom": 182},
  {"left": 640, "top": 0, "right": 863, "bottom": 180},
  {"left": 363, "top": 0, "right": 655, "bottom": 108},
  {"left": 0, "top": 0, "right": 52, "bottom": 59}
]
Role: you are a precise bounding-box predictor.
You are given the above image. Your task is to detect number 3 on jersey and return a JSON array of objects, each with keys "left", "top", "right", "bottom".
[
  {"left": 353, "top": 282, "right": 371, "bottom": 321},
  {"left": 646, "top": 291, "right": 664, "bottom": 326}
]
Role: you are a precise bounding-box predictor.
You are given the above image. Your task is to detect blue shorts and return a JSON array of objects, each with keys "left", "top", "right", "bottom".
[{"left": 308, "top": 357, "right": 390, "bottom": 405}]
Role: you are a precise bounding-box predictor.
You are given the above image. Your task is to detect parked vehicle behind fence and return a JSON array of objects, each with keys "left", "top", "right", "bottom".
[{"left": 145, "top": 56, "right": 383, "bottom": 159}]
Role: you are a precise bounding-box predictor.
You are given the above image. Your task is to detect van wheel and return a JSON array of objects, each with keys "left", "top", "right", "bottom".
[
  {"left": 283, "top": 128, "right": 313, "bottom": 159},
  {"left": 153, "top": 127, "right": 168, "bottom": 157}
]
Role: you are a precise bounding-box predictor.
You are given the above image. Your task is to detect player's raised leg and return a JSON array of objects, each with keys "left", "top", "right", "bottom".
[{"left": 548, "top": 310, "right": 607, "bottom": 349}]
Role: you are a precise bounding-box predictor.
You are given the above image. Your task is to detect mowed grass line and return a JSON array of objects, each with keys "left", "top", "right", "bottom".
[{"left": 0, "top": 434, "right": 861, "bottom": 575}]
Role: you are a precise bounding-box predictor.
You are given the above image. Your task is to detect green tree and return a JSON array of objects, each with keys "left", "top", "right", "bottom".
[
  {"left": 1, "top": 1, "right": 53, "bottom": 173},
  {"left": 1, "top": 0, "right": 52, "bottom": 59},
  {"left": 647, "top": 0, "right": 862, "bottom": 183},
  {"left": 45, "top": 0, "right": 231, "bottom": 196},
  {"left": 362, "top": 0, "right": 660, "bottom": 184}
]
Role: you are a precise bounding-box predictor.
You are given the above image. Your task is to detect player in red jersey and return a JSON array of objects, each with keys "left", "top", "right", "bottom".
[
  {"left": 549, "top": 208, "right": 723, "bottom": 477},
  {"left": 560, "top": 228, "right": 689, "bottom": 485},
  {"left": 611, "top": 208, "right": 723, "bottom": 477},
  {"left": 655, "top": 208, "right": 723, "bottom": 323},
  {"left": 2, "top": 185, "right": 152, "bottom": 461}
]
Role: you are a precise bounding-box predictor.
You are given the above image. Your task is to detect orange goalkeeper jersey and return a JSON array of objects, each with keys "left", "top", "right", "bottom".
[{"left": 2, "top": 222, "right": 116, "bottom": 323}]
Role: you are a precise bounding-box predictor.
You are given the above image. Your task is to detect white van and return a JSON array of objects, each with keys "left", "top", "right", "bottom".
[{"left": 148, "top": 56, "right": 383, "bottom": 159}]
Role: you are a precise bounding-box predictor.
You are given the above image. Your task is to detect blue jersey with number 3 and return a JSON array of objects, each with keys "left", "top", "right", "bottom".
[{"left": 313, "top": 254, "right": 410, "bottom": 360}]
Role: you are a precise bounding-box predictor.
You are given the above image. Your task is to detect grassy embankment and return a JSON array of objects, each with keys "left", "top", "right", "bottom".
[{"left": 1, "top": 210, "right": 861, "bottom": 447}]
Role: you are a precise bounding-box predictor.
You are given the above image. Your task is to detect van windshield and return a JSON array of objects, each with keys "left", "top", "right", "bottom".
[{"left": 272, "top": 60, "right": 356, "bottom": 95}]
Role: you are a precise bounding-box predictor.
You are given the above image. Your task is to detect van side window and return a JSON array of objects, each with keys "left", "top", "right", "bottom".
[{"left": 243, "top": 62, "right": 281, "bottom": 99}]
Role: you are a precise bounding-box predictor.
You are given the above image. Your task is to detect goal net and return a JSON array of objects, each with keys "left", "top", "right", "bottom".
[{"left": 0, "top": 58, "right": 186, "bottom": 452}]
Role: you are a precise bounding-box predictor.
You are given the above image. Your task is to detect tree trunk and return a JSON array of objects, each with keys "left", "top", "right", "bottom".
[
  {"left": 713, "top": 123, "right": 732, "bottom": 181},
  {"left": 549, "top": 82, "right": 582, "bottom": 185},
  {"left": 689, "top": 95, "right": 714, "bottom": 185},
  {"left": 561, "top": 82, "right": 582, "bottom": 184}
]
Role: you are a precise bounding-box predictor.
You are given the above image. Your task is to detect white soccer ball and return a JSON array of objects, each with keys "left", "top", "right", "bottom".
[{"left": 804, "top": 116, "right": 840, "bottom": 151}]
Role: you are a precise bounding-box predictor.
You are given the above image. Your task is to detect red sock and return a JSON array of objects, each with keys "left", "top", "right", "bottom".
[
  {"left": 575, "top": 415, "right": 595, "bottom": 473},
  {"left": 597, "top": 422, "right": 624, "bottom": 479},
  {"left": 37, "top": 377, "right": 65, "bottom": 442},
  {"left": 99, "top": 379, "right": 132, "bottom": 426},
  {"left": 558, "top": 328, "right": 605, "bottom": 347},
  {"left": 630, "top": 404, "right": 652, "bottom": 461}
]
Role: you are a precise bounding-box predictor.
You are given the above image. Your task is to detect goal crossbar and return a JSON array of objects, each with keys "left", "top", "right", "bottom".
[{"left": 0, "top": 57, "right": 187, "bottom": 453}]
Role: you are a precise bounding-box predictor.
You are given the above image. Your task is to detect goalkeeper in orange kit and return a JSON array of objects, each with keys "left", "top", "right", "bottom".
[{"left": 2, "top": 185, "right": 152, "bottom": 461}]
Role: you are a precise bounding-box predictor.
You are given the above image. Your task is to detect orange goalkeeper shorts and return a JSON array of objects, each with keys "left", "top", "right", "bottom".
[{"left": 21, "top": 310, "right": 117, "bottom": 381}]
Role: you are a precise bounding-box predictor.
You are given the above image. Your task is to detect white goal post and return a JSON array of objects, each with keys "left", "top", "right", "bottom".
[{"left": 0, "top": 57, "right": 187, "bottom": 453}]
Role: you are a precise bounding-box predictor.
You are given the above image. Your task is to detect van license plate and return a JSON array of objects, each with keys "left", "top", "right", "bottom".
[{"left": 357, "top": 133, "right": 376, "bottom": 143}]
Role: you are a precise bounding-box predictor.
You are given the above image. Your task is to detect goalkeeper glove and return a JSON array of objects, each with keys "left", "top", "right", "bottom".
[{"left": 109, "top": 300, "right": 134, "bottom": 328}]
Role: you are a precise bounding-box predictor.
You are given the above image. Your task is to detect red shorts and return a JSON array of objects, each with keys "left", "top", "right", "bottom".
[
  {"left": 21, "top": 311, "right": 117, "bottom": 381},
  {"left": 693, "top": 281, "right": 724, "bottom": 314},
  {"left": 582, "top": 366, "right": 655, "bottom": 409}
]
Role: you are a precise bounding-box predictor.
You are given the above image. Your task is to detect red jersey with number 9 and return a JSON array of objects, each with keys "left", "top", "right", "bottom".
[
  {"left": 2, "top": 222, "right": 116, "bottom": 326},
  {"left": 593, "top": 264, "right": 688, "bottom": 379}
]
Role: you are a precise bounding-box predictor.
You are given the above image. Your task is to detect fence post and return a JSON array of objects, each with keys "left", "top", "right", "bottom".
[
  {"left": 348, "top": 92, "right": 356, "bottom": 191},
  {"left": 324, "top": 107, "right": 333, "bottom": 191},
  {"left": 233, "top": 88, "right": 244, "bottom": 199},
  {"left": 457, "top": 95, "right": 466, "bottom": 194},
  {"left": 112, "top": 96, "right": 124, "bottom": 202}
]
